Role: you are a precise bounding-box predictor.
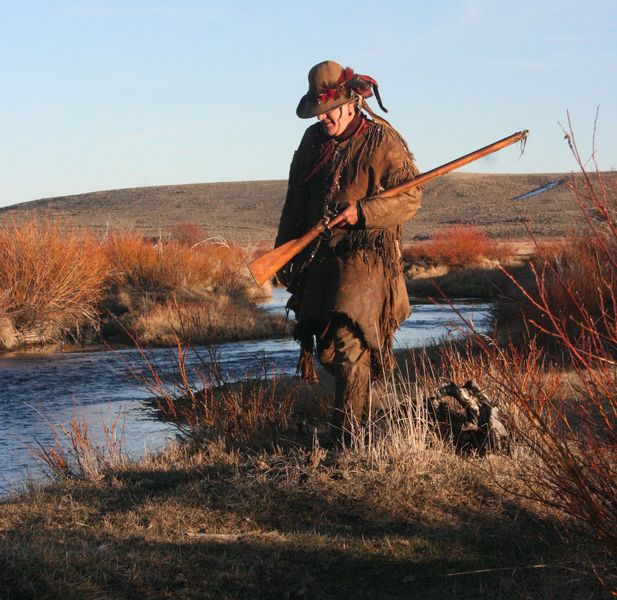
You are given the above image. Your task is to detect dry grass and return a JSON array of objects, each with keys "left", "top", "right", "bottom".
[
  {"left": 104, "top": 231, "right": 249, "bottom": 293},
  {"left": 6, "top": 308, "right": 615, "bottom": 598},
  {"left": 3, "top": 369, "right": 612, "bottom": 599},
  {"left": 35, "top": 410, "right": 127, "bottom": 482},
  {"left": 9, "top": 172, "right": 615, "bottom": 243},
  {"left": 403, "top": 225, "right": 518, "bottom": 299},
  {"left": 0, "top": 215, "right": 109, "bottom": 348},
  {"left": 0, "top": 218, "right": 281, "bottom": 351},
  {"left": 126, "top": 290, "right": 286, "bottom": 347}
]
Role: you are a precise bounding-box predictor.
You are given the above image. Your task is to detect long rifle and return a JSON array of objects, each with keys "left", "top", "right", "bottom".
[{"left": 248, "top": 129, "right": 529, "bottom": 286}]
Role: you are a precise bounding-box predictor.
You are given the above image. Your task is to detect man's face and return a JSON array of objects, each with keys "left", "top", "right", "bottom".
[{"left": 318, "top": 101, "right": 356, "bottom": 137}]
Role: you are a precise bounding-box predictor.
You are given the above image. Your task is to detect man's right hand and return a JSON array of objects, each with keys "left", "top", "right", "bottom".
[{"left": 328, "top": 202, "right": 360, "bottom": 229}]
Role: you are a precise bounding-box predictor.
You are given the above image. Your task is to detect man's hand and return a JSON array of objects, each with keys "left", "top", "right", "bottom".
[{"left": 330, "top": 202, "right": 359, "bottom": 228}]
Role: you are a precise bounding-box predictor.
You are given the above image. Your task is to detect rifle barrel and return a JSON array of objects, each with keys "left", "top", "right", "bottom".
[
  {"left": 247, "top": 129, "right": 529, "bottom": 286},
  {"left": 380, "top": 129, "right": 529, "bottom": 199}
]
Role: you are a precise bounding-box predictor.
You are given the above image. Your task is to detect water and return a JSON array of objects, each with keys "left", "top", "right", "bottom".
[{"left": 0, "top": 288, "right": 492, "bottom": 496}]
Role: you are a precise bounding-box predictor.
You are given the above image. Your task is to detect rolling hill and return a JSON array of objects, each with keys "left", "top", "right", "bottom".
[{"left": 2, "top": 172, "right": 614, "bottom": 243}]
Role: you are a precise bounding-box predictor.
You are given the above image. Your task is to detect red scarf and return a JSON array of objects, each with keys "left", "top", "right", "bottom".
[{"left": 304, "top": 112, "right": 369, "bottom": 182}]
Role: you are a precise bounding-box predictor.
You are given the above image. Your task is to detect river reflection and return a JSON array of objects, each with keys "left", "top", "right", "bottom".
[{"left": 0, "top": 288, "right": 492, "bottom": 495}]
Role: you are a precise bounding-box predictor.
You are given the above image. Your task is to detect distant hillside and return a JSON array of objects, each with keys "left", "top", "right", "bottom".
[{"left": 2, "top": 172, "right": 614, "bottom": 242}]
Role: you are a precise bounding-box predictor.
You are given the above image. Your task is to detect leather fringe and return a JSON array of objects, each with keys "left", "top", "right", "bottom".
[{"left": 336, "top": 229, "right": 402, "bottom": 278}]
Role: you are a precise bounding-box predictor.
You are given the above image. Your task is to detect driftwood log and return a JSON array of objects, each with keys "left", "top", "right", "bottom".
[{"left": 425, "top": 379, "right": 509, "bottom": 454}]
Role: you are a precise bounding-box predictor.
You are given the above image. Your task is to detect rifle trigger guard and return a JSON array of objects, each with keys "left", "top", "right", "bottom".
[
  {"left": 319, "top": 228, "right": 333, "bottom": 241},
  {"left": 319, "top": 216, "right": 333, "bottom": 240}
]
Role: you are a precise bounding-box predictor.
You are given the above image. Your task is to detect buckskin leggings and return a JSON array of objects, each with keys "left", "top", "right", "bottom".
[{"left": 317, "top": 315, "right": 371, "bottom": 445}]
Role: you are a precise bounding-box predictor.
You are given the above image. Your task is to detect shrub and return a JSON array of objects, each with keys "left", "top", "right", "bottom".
[
  {"left": 136, "top": 339, "right": 296, "bottom": 448},
  {"left": 403, "top": 225, "right": 513, "bottom": 268},
  {"left": 170, "top": 221, "right": 208, "bottom": 247},
  {"left": 527, "top": 247, "right": 611, "bottom": 355}
]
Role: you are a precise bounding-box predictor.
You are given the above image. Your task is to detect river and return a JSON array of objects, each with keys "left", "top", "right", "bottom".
[{"left": 0, "top": 288, "right": 492, "bottom": 496}]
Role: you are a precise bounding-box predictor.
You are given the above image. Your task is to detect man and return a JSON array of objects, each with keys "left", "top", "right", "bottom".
[{"left": 275, "top": 60, "right": 422, "bottom": 445}]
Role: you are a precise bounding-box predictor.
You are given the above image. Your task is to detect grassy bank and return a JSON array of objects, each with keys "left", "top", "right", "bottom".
[
  {"left": 0, "top": 216, "right": 528, "bottom": 353},
  {"left": 1, "top": 354, "right": 614, "bottom": 599},
  {"left": 2, "top": 437, "right": 609, "bottom": 600},
  {"left": 0, "top": 218, "right": 287, "bottom": 352},
  {"left": 2, "top": 287, "right": 615, "bottom": 596}
]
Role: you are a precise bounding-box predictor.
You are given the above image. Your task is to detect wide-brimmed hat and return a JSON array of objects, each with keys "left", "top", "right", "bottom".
[{"left": 296, "top": 60, "right": 388, "bottom": 119}]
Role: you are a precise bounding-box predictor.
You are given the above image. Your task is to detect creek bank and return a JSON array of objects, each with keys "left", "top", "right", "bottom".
[
  {"left": 0, "top": 284, "right": 289, "bottom": 355},
  {"left": 4, "top": 293, "right": 610, "bottom": 598},
  {"left": 1, "top": 419, "right": 609, "bottom": 599},
  {"left": 404, "top": 259, "right": 529, "bottom": 300},
  {"left": 402, "top": 236, "right": 538, "bottom": 300},
  {"left": 0, "top": 220, "right": 283, "bottom": 355}
]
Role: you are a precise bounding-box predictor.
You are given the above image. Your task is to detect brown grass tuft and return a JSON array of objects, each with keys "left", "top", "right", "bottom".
[
  {"left": 35, "top": 409, "right": 127, "bottom": 481},
  {"left": 134, "top": 294, "right": 285, "bottom": 346}
]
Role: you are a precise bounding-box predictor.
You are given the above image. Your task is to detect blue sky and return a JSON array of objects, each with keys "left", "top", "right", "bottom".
[{"left": 1, "top": 0, "right": 616, "bottom": 207}]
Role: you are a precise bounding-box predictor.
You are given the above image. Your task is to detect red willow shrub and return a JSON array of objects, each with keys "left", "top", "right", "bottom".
[
  {"left": 522, "top": 234, "right": 616, "bottom": 350},
  {"left": 403, "top": 225, "right": 512, "bottom": 268},
  {"left": 491, "top": 119, "right": 617, "bottom": 576}
]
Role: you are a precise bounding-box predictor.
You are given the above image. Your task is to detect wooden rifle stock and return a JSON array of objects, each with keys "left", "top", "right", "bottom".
[{"left": 247, "top": 129, "right": 528, "bottom": 286}]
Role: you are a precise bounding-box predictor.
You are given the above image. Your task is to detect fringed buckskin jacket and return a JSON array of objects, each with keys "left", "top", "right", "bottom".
[{"left": 275, "top": 113, "right": 422, "bottom": 374}]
